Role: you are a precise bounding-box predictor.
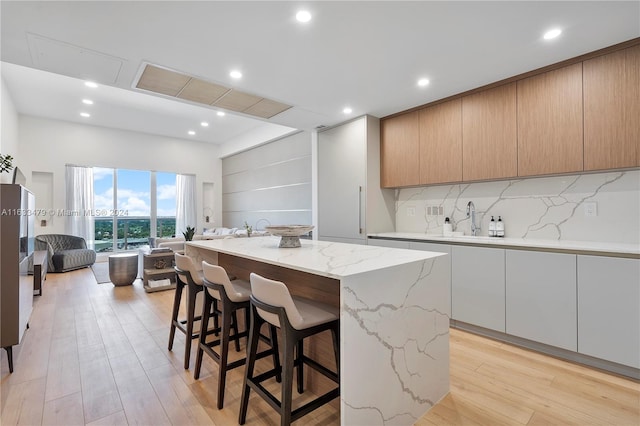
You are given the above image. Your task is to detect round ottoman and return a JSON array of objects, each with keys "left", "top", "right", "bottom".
[{"left": 109, "top": 253, "right": 138, "bottom": 286}]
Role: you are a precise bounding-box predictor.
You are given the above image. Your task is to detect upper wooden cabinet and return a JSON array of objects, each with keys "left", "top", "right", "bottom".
[
  {"left": 583, "top": 45, "right": 640, "bottom": 170},
  {"left": 462, "top": 83, "right": 517, "bottom": 181},
  {"left": 517, "top": 63, "right": 584, "bottom": 177},
  {"left": 380, "top": 111, "right": 420, "bottom": 188},
  {"left": 419, "top": 99, "right": 462, "bottom": 185}
]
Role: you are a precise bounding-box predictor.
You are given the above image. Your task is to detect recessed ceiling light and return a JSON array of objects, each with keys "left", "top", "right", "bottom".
[
  {"left": 201, "top": 122, "right": 209, "bottom": 127},
  {"left": 230, "top": 70, "right": 242, "bottom": 79},
  {"left": 343, "top": 107, "right": 353, "bottom": 114},
  {"left": 543, "top": 28, "right": 562, "bottom": 40},
  {"left": 417, "top": 78, "right": 430, "bottom": 87},
  {"left": 84, "top": 81, "right": 98, "bottom": 88},
  {"left": 188, "top": 130, "right": 196, "bottom": 136},
  {"left": 80, "top": 112, "right": 91, "bottom": 118},
  {"left": 296, "top": 10, "right": 312, "bottom": 23},
  {"left": 217, "top": 111, "right": 226, "bottom": 117},
  {"left": 82, "top": 99, "right": 94, "bottom": 105}
]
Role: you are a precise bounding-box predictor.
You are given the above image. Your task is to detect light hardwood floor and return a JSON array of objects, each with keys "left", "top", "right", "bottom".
[{"left": 1, "top": 267, "right": 638, "bottom": 425}]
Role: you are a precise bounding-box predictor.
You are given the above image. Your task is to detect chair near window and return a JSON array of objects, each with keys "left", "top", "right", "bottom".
[
  {"left": 194, "top": 261, "right": 281, "bottom": 409},
  {"left": 239, "top": 273, "right": 340, "bottom": 426},
  {"left": 169, "top": 252, "right": 219, "bottom": 369}
]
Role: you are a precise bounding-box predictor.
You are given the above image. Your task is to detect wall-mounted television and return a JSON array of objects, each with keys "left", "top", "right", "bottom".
[{"left": 12, "top": 166, "right": 26, "bottom": 186}]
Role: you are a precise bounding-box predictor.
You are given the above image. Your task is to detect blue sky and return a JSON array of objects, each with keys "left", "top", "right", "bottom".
[{"left": 94, "top": 168, "right": 176, "bottom": 217}]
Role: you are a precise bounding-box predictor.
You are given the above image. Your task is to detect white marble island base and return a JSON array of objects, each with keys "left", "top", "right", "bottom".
[{"left": 186, "top": 236, "right": 450, "bottom": 425}]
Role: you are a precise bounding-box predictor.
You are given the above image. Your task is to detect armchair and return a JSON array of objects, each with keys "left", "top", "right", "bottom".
[{"left": 35, "top": 234, "right": 96, "bottom": 272}]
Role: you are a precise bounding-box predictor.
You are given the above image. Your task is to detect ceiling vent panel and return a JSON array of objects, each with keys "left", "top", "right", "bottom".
[
  {"left": 177, "top": 78, "right": 230, "bottom": 104},
  {"left": 27, "top": 33, "right": 123, "bottom": 84},
  {"left": 214, "top": 90, "right": 262, "bottom": 112},
  {"left": 136, "top": 65, "right": 191, "bottom": 96},
  {"left": 133, "top": 63, "right": 292, "bottom": 120},
  {"left": 243, "top": 98, "right": 292, "bottom": 118}
]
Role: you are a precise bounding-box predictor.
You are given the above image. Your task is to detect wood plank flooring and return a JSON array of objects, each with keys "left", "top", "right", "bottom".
[{"left": 1, "top": 266, "right": 638, "bottom": 425}]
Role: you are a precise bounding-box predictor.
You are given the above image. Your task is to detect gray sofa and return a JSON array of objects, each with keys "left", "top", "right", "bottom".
[{"left": 35, "top": 234, "right": 96, "bottom": 272}]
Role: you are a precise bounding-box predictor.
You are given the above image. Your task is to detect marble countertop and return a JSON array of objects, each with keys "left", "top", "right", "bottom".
[
  {"left": 187, "top": 236, "right": 446, "bottom": 279},
  {"left": 369, "top": 232, "right": 640, "bottom": 257}
]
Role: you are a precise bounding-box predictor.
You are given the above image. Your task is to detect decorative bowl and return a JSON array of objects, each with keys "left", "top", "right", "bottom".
[{"left": 264, "top": 225, "right": 314, "bottom": 248}]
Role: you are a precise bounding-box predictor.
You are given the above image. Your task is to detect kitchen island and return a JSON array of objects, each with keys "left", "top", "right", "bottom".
[{"left": 186, "top": 236, "right": 450, "bottom": 425}]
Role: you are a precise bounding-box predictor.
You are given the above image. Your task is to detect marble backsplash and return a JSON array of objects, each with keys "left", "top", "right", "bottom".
[{"left": 395, "top": 170, "right": 640, "bottom": 245}]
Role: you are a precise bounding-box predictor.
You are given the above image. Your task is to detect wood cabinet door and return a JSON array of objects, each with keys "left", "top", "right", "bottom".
[
  {"left": 462, "top": 83, "right": 517, "bottom": 181},
  {"left": 380, "top": 111, "right": 420, "bottom": 187},
  {"left": 584, "top": 45, "right": 640, "bottom": 170},
  {"left": 419, "top": 98, "right": 462, "bottom": 184},
  {"left": 517, "top": 63, "right": 583, "bottom": 176}
]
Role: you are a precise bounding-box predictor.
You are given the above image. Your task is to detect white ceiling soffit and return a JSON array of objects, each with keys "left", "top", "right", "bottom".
[
  {"left": 27, "top": 33, "right": 123, "bottom": 84},
  {"left": 135, "top": 63, "right": 292, "bottom": 119}
]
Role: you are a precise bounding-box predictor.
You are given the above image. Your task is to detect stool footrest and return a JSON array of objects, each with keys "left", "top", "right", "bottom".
[
  {"left": 300, "top": 355, "right": 339, "bottom": 384},
  {"left": 291, "top": 388, "right": 340, "bottom": 422}
]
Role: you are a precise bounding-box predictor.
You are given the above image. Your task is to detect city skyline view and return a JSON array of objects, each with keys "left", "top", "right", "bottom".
[{"left": 93, "top": 168, "right": 177, "bottom": 251}]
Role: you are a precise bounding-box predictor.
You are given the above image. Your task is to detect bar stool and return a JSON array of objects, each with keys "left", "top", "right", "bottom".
[
  {"left": 239, "top": 273, "right": 340, "bottom": 426},
  {"left": 194, "top": 261, "right": 281, "bottom": 409},
  {"left": 169, "top": 252, "right": 219, "bottom": 369}
]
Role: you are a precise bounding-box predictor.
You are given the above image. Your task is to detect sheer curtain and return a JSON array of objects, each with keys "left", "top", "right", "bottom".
[
  {"left": 175, "top": 174, "right": 196, "bottom": 237},
  {"left": 65, "top": 165, "right": 95, "bottom": 248}
]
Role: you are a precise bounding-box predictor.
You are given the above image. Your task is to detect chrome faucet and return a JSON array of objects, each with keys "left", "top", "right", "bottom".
[{"left": 466, "top": 201, "right": 478, "bottom": 236}]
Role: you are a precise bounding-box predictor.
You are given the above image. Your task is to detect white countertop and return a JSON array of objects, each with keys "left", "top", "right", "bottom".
[
  {"left": 369, "top": 232, "right": 640, "bottom": 257},
  {"left": 187, "top": 236, "right": 445, "bottom": 279}
]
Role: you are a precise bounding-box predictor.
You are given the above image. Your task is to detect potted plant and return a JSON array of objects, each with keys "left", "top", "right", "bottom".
[
  {"left": 0, "top": 154, "right": 14, "bottom": 174},
  {"left": 244, "top": 221, "right": 252, "bottom": 237},
  {"left": 182, "top": 226, "right": 196, "bottom": 241}
]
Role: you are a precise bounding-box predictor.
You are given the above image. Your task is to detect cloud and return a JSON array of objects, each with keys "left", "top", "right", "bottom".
[
  {"left": 93, "top": 167, "right": 113, "bottom": 181},
  {"left": 157, "top": 184, "right": 176, "bottom": 200}
]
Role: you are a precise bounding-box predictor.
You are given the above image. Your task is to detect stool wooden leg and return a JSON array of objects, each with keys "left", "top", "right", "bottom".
[
  {"left": 270, "top": 324, "right": 282, "bottom": 383},
  {"left": 239, "top": 306, "right": 262, "bottom": 425},
  {"left": 296, "top": 340, "right": 304, "bottom": 394},
  {"left": 331, "top": 323, "right": 340, "bottom": 376},
  {"left": 184, "top": 285, "right": 198, "bottom": 369},
  {"left": 280, "top": 331, "right": 296, "bottom": 426},
  {"left": 231, "top": 310, "right": 241, "bottom": 352},
  {"left": 168, "top": 279, "right": 184, "bottom": 351},
  {"left": 217, "top": 300, "right": 233, "bottom": 409},
  {"left": 213, "top": 299, "right": 220, "bottom": 336},
  {"left": 194, "top": 291, "right": 212, "bottom": 380}
]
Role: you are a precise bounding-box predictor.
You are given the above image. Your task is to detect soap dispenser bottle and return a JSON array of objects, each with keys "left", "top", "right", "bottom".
[
  {"left": 489, "top": 216, "right": 496, "bottom": 237},
  {"left": 496, "top": 216, "right": 505, "bottom": 237},
  {"left": 443, "top": 217, "right": 453, "bottom": 236}
]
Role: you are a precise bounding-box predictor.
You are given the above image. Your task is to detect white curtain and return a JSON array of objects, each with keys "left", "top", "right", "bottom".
[
  {"left": 65, "top": 165, "right": 95, "bottom": 248},
  {"left": 175, "top": 174, "right": 197, "bottom": 237}
]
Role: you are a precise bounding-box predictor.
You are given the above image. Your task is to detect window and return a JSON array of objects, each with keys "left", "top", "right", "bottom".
[
  {"left": 157, "top": 172, "right": 177, "bottom": 238},
  {"left": 93, "top": 167, "right": 177, "bottom": 253}
]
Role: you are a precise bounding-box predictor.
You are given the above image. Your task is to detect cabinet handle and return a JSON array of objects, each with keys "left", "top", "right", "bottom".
[{"left": 358, "top": 186, "right": 363, "bottom": 234}]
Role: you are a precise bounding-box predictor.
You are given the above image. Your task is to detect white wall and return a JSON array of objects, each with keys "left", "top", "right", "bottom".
[
  {"left": 395, "top": 170, "right": 640, "bottom": 245},
  {"left": 18, "top": 115, "right": 222, "bottom": 236},
  {"left": 1, "top": 75, "right": 19, "bottom": 183},
  {"left": 221, "top": 131, "right": 311, "bottom": 230}
]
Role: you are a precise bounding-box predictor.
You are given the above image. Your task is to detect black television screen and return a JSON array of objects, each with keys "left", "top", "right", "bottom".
[{"left": 12, "top": 166, "right": 26, "bottom": 186}]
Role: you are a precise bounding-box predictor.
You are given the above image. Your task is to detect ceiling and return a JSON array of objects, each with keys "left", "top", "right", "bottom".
[{"left": 1, "top": 1, "right": 639, "bottom": 153}]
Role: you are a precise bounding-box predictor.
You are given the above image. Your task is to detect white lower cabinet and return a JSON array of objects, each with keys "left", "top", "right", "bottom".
[
  {"left": 506, "top": 250, "right": 577, "bottom": 351},
  {"left": 577, "top": 255, "right": 640, "bottom": 368},
  {"left": 367, "top": 238, "right": 410, "bottom": 249},
  {"left": 452, "top": 246, "right": 505, "bottom": 332}
]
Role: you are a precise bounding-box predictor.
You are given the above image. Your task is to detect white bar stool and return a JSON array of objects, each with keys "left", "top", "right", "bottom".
[
  {"left": 169, "top": 252, "right": 219, "bottom": 369},
  {"left": 239, "top": 273, "right": 340, "bottom": 426},
  {"left": 194, "top": 261, "right": 281, "bottom": 409}
]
